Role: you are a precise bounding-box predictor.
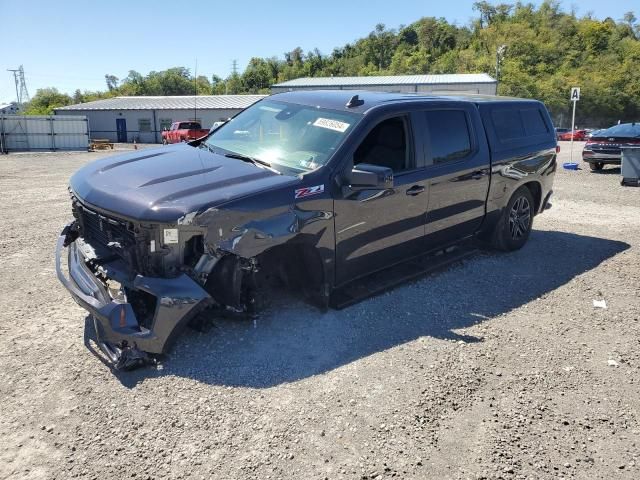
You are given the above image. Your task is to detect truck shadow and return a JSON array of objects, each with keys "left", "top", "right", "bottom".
[{"left": 103, "top": 229, "right": 628, "bottom": 389}]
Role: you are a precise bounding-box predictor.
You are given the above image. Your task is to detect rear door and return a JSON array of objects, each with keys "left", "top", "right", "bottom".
[{"left": 420, "top": 105, "right": 491, "bottom": 249}]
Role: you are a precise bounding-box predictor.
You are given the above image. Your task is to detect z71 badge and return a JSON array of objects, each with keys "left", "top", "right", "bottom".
[{"left": 295, "top": 185, "right": 325, "bottom": 199}]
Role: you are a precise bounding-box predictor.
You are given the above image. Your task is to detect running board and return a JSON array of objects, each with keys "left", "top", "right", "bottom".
[{"left": 330, "top": 244, "right": 479, "bottom": 310}]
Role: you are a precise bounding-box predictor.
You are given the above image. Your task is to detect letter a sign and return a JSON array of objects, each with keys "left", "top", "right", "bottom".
[{"left": 570, "top": 87, "right": 580, "bottom": 101}]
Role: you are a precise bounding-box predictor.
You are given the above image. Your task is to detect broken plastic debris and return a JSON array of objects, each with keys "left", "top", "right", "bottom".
[
  {"left": 593, "top": 299, "right": 607, "bottom": 309},
  {"left": 607, "top": 359, "right": 618, "bottom": 367}
]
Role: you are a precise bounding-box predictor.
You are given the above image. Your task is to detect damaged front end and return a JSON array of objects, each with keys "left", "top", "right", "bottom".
[
  {"left": 57, "top": 182, "right": 331, "bottom": 369},
  {"left": 55, "top": 197, "right": 226, "bottom": 369}
]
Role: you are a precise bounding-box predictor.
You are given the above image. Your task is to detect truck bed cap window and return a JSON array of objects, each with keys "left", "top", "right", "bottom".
[
  {"left": 491, "top": 109, "right": 525, "bottom": 140},
  {"left": 479, "top": 101, "right": 556, "bottom": 157}
]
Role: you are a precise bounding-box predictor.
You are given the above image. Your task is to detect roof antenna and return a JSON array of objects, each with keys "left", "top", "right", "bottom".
[
  {"left": 346, "top": 94, "right": 364, "bottom": 108},
  {"left": 194, "top": 58, "right": 198, "bottom": 122}
]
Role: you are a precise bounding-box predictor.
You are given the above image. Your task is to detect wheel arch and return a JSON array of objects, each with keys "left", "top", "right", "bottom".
[
  {"left": 477, "top": 181, "right": 539, "bottom": 243},
  {"left": 522, "top": 180, "right": 542, "bottom": 214},
  {"left": 255, "top": 242, "right": 329, "bottom": 308}
]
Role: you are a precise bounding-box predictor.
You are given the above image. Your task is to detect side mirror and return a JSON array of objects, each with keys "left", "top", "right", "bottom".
[{"left": 350, "top": 163, "right": 394, "bottom": 189}]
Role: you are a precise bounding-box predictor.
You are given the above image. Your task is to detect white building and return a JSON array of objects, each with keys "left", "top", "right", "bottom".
[
  {"left": 54, "top": 95, "right": 266, "bottom": 143},
  {"left": 271, "top": 74, "right": 497, "bottom": 95},
  {"left": 0, "top": 102, "right": 19, "bottom": 114}
]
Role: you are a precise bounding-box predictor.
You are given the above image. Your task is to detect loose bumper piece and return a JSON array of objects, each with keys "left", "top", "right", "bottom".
[{"left": 56, "top": 224, "right": 212, "bottom": 363}]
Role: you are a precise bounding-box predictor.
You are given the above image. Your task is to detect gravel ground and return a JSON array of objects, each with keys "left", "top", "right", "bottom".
[{"left": 1, "top": 141, "right": 639, "bottom": 479}]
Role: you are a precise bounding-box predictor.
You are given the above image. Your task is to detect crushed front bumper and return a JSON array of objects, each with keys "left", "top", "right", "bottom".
[{"left": 56, "top": 223, "right": 212, "bottom": 364}]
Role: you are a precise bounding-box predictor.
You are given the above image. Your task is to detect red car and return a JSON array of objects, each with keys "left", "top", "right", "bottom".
[
  {"left": 558, "top": 129, "right": 587, "bottom": 141},
  {"left": 162, "top": 121, "right": 209, "bottom": 144}
]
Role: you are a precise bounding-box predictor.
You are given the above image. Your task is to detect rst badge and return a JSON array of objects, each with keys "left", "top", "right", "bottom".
[{"left": 295, "top": 184, "right": 325, "bottom": 199}]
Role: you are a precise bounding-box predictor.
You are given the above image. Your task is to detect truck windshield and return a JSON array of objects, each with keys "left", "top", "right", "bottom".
[{"left": 204, "top": 100, "right": 361, "bottom": 173}]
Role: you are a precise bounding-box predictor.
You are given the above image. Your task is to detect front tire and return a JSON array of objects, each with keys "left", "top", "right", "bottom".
[
  {"left": 491, "top": 186, "right": 535, "bottom": 251},
  {"left": 589, "top": 162, "right": 604, "bottom": 171}
]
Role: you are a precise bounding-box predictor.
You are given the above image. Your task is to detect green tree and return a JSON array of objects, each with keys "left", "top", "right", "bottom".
[
  {"left": 242, "top": 58, "right": 275, "bottom": 93},
  {"left": 104, "top": 74, "right": 119, "bottom": 91},
  {"left": 23, "top": 88, "right": 72, "bottom": 115}
]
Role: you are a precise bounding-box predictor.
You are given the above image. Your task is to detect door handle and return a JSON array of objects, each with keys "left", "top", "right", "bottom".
[
  {"left": 471, "top": 171, "right": 487, "bottom": 180},
  {"left": 406, "top": 185, "right": 425, "bottom": 196}
]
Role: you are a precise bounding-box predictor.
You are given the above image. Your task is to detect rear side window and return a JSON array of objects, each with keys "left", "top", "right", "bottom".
[
  {"left": 491, "top": 109, "right": 525, "bottom": 140},
  {"left": 425, "top": 110, "right": 472, "bottom": 163}
]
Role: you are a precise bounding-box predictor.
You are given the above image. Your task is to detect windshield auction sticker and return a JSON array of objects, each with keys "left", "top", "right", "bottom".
[{"left": 313, "top": 118, "right": 350, "bottom": 133}]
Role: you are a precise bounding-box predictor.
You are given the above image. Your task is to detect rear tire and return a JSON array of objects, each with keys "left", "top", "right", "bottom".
[
  {"left": 491, "top": 186, "right": 535, "bottom": 251},
  {"left": 589, "top": 162, "right": 604, "bottom": 171}
]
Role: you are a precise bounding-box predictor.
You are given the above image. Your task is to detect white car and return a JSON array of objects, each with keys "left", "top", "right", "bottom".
[{"left": 209, "top": 121, "right": 227, "bottom": 133}]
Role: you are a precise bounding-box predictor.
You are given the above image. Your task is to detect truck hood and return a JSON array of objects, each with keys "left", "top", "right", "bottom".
[{"left": 70, "top": 144, "right": 298, "bottom": 222}]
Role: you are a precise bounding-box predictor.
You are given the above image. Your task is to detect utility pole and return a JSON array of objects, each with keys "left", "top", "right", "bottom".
[
  {"left": 6, "top": 66, "right": 30, "bottom": 106},
  {"left": 194, "top": 59, "right": 198, "bottom": 122},
  {"left": 569, "top": 87, "right": 580, "bottom": 163},
  {"left": 7, "top": 68, "right": 21, "bottom": 105},
  {"left": 495, "top": 45, "right": 507, "bottom": 93}
]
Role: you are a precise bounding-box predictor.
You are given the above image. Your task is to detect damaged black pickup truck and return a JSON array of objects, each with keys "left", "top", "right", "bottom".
[{"left": 56, "top": 90, "right": 557, "bottom": 369}]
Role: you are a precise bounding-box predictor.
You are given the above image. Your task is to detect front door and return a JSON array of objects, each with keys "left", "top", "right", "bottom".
[
  {"left": 116, "top": 118, "right": 127, "bottom": 143},
  {"left": 334, "top": 115, "right": 429, "bottom": 286}
]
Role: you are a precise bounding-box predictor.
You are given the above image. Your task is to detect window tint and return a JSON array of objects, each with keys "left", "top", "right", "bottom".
[
  {"left": 425, "top": 110, "right": 471, "bottom": 163},
  {"left": 521, "top": 109, "right": 549, "bottom": 135},
  {"left": 491, "top": 109, "right": 525, "bottom": 140},
  {"left": 354, "top": 117, "right": 410, "bottom": 172}
]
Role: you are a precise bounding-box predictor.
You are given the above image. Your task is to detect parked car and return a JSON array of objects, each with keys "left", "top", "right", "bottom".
[
  {"left": 555, "top": 127, "right": 570, "bottom": 140},
  {"left": 162, "top": 121, "right": 209, "bottom": 144},
  {"left": 582, "top": 122, "right": 640, "bottom": 171},
  {"left": 209, "top": 120, "right": 227, "bottom": 133},
  {"left": 558, "top": 129, "right": 587, "bottom": 141},
  {"left": 56, "top": 91, "right": 557, "bottom": 369},
  {"left": 586, "top": 128, "right": 603, "bottom": 138}
]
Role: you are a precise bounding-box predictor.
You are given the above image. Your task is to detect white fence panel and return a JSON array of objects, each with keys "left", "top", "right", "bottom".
[
  {"left": 0, "top": 115, "right": 89, "bottom": 152},
  {"left": 52, "top": 116, "right": 90, "bottom": 150}
]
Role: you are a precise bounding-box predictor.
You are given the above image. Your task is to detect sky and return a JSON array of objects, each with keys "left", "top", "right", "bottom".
[{"left": 0, "top": 0, "right": 636, "bottom": 102}]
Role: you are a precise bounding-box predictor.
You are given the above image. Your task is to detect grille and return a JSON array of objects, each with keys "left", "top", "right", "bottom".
[{"left": 77, "top": 205, "right": 136, "bottom": 251}]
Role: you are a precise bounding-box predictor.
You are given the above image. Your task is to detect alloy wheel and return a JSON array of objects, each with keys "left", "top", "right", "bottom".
[{"left": 508, "top": 196, "right": 531, "bottom": 240}]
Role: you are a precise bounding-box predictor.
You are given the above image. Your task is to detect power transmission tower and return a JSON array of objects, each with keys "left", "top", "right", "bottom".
[
  {"left": 226, "top": 60, "right": 239, "bottom": 95},
  {"left": 7, "top": 65, "right": 30, "bottom": 105}
]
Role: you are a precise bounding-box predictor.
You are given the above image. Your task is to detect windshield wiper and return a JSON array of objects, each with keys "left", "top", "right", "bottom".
[
  {"left": 224, "top": 153, "right": 281, "bottom": 174},
  {"left": 200, "top": 143, "right": 217, "bottom": 154}
]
